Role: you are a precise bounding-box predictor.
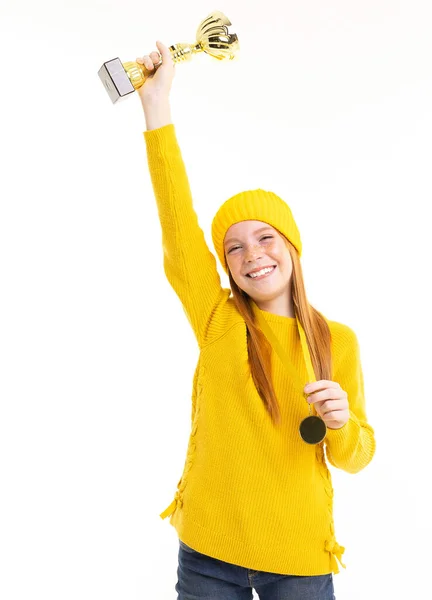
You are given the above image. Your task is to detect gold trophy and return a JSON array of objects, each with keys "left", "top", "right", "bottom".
[{"left": 98, "top": 10, "right": 240, "bottom": 104}]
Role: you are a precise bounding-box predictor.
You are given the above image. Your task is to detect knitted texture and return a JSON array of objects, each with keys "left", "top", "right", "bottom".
[
  {"left": 143, "top": 124, "right": 376, "bottom": 576},
  {"left": 211, "top": 189, "right": 302, "bottom": 275}
]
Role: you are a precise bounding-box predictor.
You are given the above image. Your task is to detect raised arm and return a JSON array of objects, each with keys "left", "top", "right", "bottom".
[{"left": 137, "top": 42, "right": 228, "bottom": 348}]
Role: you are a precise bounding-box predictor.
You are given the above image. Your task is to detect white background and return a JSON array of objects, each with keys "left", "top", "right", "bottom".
[{"left": 1, "top": 1, "right": 431, "bottom": 598}]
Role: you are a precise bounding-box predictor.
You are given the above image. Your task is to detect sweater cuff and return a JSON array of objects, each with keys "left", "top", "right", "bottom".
[
  {"left": 325, "top": 410, "right": 361, "bottom": 447},
  {"left": 143, "top": 123, "right": 176, "bottom": 152}
]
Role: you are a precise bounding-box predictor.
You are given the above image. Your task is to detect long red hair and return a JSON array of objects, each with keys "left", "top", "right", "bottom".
[{"left": 227, "top": 236, "right": 332, "bottom": 425}]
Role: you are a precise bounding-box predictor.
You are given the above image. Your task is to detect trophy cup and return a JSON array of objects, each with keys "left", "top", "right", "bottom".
[{"left": 98, "top": 10, "right": 240, "bottom": 104}]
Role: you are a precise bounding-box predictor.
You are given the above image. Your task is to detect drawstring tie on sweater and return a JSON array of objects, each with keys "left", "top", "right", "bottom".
[
  {"left": 325, "top": 539, "right": 346, "bottom": 574},
  {"left": 160, "top": 490, "right": 181, "bottom": 520}
]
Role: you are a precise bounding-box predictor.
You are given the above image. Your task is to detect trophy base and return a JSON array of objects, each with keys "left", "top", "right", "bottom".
[{"left": 98, "top": 58, "right": 135, "bottom": 104}]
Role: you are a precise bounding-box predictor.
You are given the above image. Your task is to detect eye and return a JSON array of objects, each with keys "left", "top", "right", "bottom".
[{"left": 227, "top": 235, "right": 273, "bottom": 254}]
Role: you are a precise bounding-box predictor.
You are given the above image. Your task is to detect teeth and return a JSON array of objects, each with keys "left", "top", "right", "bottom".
[{"left": 249, "top": 266, "right": 274, "bottom": 278}]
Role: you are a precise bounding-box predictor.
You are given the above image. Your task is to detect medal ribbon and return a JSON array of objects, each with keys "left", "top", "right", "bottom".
[{"left": 250, "top": 300, "right": 316, "bottom": 417}]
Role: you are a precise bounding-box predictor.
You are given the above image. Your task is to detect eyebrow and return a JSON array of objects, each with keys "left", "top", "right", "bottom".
[{"left": 224, "top": 226, "right": 274, "bottom": 246}]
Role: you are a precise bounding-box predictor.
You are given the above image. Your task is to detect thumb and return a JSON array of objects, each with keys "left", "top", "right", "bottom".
[{"left": 156, "top": 40, "right": 174, "bottom": 67}]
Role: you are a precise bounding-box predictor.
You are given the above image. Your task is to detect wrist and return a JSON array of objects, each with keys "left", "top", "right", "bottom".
[{"left": 142, "top": 99, "right": 172, "bottom": 131}]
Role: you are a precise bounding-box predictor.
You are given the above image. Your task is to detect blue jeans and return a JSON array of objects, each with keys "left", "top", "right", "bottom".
[{"left": 176, "top": 540, "right": 336, "bottom": 599}]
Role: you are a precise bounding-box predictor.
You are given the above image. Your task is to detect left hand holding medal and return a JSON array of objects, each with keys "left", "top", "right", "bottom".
[{"left": 304, "top": 380, "right": 349, "bottom": 430}]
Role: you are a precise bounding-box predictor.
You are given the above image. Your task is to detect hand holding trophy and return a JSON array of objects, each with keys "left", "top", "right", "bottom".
[
  {"left": 135, "top": 41, "right": 176, "bottom": 108},
  {"left": 98, "top": 10, "right": 240, "bottom": 104}
]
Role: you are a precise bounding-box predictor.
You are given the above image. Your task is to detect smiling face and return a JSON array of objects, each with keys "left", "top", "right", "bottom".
[{"left": 224, "top": 220, "right": 295, "bottom": 316}]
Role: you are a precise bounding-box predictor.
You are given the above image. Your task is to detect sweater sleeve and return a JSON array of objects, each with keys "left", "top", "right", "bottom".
[
  {"left": 324, "top": 325, "right": 376, "bottom": 474},
  {"left": 143, "top": 124, "right": 227, "bottom": 348}
]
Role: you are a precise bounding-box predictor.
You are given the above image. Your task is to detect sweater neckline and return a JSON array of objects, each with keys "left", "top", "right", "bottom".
[{"left": 258, "top": 307, "right": 298, "bottom": 325}]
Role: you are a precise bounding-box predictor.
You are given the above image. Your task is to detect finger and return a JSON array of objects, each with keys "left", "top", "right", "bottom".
[
  {"left": 138, "top": 55, "right": 155, "bottom": 70},
  {"left": 145, "top": 55, "right": 155, "bottom": 70},
  {"left": 307, "top": 388, "right": 344, "bottom": 404},
  {"left": 316, "top": 399, "right": 347, "bottom": 414},
  {"left": 322, "top": 406, "right": 349, "bottom": 421},
  {"left": 304, "top": 380, "right": 341, "bottom": 393},
  {"left": 149, "top": 51, "right": 162, "bottom": 65}
]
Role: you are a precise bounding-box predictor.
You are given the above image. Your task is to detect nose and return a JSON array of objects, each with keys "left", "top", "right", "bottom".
[{"left": 244, "top": 243, "right": 264, "bottom": 262}]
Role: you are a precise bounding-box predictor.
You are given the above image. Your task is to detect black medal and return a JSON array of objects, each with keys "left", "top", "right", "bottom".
[{"left": 299, "top": 415, "right": 327, "bottom": 444}]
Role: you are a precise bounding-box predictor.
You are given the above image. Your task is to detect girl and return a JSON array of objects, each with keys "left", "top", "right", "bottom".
[{"left": 137, "top": 40, "right": 376, "bottom": 600}]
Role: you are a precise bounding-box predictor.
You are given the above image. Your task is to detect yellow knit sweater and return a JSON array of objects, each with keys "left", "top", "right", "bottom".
[{"left": 143, "top": 124, "right": 376, "bottom": 576}]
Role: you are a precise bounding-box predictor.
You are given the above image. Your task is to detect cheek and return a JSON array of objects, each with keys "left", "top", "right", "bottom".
[
  {"left": 227, "top": 257, "right": 245, "bottom": 281},
  {"left": 273, "top": 248, "right": 293, "bottom": 272},
  {"left": 225, "top": 255, "right": 237, "bottom": 276},
  {"left": 268, "top": 244, "right": 284, "bottom": 260},
  {"left": 226, "top": 253, "right": 238, "bottom": 268}
]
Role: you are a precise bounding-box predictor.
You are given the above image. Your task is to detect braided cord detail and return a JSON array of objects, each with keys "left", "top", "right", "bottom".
[
  {"left": 172, "top": 363, "right": 204, "bottom": 511},
  {"left": 315, "top": 441, "right": 346, "bottom": 573}
]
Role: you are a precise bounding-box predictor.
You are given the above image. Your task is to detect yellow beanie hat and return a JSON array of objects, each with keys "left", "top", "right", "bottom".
[{"left": 211, "top": 189, "right": 302, "bottom": 275}]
